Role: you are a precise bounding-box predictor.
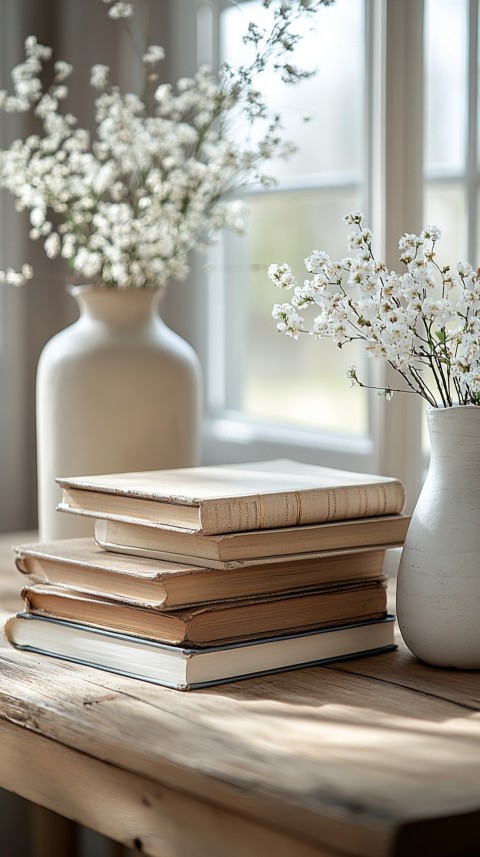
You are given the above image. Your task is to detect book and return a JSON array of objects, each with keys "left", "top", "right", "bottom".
[
  {"left": 57, "top": 458, "right": 406, "bottom": 534},
  {"left": 14, "top": 538, "right": 388, "bottom": 609},
  {"left": 95, "top": 514, "right": 410, "bottom": 568},
  {"left": 4, "top": 613, "right": 396, "bottom": 689},
  {"left": 19, "top": 578, "right": 387, "bottom": 646}
]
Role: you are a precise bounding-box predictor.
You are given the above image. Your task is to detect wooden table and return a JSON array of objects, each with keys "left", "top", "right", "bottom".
[{"left": 0, "top": 533, "right": 479, "bottom": 857}]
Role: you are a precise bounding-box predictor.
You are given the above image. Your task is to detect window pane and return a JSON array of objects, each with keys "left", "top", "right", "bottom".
[
  {"left": 478, "top": 2, "right": 480, "bottom": 170},
  {"left": 422, "top": 184, "right": 467, "bottom": 455},
  {"left": 214, "top": 1, "right": 368, "bottom": 441},
  {"left": 425, "top": 0, "right": 468, "bottom": 174},
  {"left": 222, "top": 189, "right": 369, "bottom": 437},
  {"left": 221, "top": 0, "right": 364, "bottom": 181},
  {"left": 424, "top": 183, "right": 467, "bottom": 262}
]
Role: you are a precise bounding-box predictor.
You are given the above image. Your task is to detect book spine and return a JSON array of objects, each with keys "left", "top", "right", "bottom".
[
  {"left": 14, "top": 553, "right": 34, "bottom": 579},
  {"left": 199, "top": 481, "right": 405, "bottom": 534}
]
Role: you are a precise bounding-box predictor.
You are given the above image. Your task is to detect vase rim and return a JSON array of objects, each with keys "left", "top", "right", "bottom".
[{"left": 426, "top": 403, "right": 480, "bottom": 411}]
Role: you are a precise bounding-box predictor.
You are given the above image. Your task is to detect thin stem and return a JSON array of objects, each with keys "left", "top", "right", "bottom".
[
  {"left": 420, "top": 317, "right": 449, "bottom": 406},
  {"left": 408, "top": 366, "right": 438, "bottom": 406},
  {"left": 354, "top": 379, "right": 418, "bottom": 396}
]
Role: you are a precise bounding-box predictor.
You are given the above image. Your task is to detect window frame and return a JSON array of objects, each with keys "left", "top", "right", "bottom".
[{"left": 165, "top": 0, "right": 427, "bottom": 509}]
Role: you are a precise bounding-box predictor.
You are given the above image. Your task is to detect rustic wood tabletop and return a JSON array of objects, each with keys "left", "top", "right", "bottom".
[{"left": 0, "top": 532, "right": 479, "bottom": 857}]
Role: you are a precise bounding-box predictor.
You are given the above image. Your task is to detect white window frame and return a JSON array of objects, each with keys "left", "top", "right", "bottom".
[{"left": 164, "top": 0, "right": 427, "bottom": 509}]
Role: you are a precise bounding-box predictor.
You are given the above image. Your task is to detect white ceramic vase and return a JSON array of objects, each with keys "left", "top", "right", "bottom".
[
  {"left": 36, "top": 286, "right": 202, "bottom": 541},
  {"left": 396, "top": 404, "right": 480, "bottom": 668}
]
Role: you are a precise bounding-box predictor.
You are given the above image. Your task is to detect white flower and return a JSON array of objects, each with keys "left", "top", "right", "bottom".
[
  {"left": 54, "top": 61, "right": 73, "bottom": 81},
  {"left": 267, "top": 263, "right": 297, "bottom": 289},
  {"left": 421, "top": 225, "right": 441, "bottom": 241},
  {"left": 378, "top": 388, "right": 394, "bottom": 401},
  {"left": 52, "top": 85, "right": 68, "bottom": 100},
  {"left": 348, "top": 227, "right": 372, "bottom": 251},
  {"left": 61, "top": 235, "right": 76, "bottom": 259},
  {"left": 0, "top": 265, "right": 33, "bottom": 285},
  {"left": 44, "top": 232, "right": 61, "bottom": 258},
  {"left": 143, "top": 46, "right": 165, "bottom": 65},
  {"left": 422, "top": 298, "right": 457, "bottom": 326},
  {"left": 398, "top": 232, "right": 421, "bottom": 252},
  {"left": 346, "top": 365, "right": 359, "bottom": 387},
  {"left": 30, "top": 207, "right": 46, "bottom": 228},
  {"left": 107, "top": 2, "right": 133, "bottom": 19},
  {"left": 272, "top": 302, "right": 304, "bottom": 338},
  {"left": 304, "top": 249, "right": 331, "bottom": 272},
  {"left": 21, "top": 263, "right": 33, "bottom": 280},
  {"left": 331, "top": 321, "right": 349, "bottom": 345},
  {"left": 73, "top": 248, "right": 102, "bottom": 278},
  {"left": 458, "top": 261, "right": 474, "bottom": 278},
  {"left": 343, "top": 212, "right": 364, "bottom": 225},
  {"left": 90, "top": 64, "right": 109, "bottom": 89}
]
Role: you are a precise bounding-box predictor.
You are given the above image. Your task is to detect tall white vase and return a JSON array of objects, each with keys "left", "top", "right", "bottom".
[
  {"left": 36, "top": 286, "right": 202, "bottom": 541},
  {"left": 396, "top": 405, "right": 480, "bottom": 668}
]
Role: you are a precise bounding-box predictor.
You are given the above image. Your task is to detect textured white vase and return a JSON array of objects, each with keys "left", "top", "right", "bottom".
[
  {"left": 36, "top": 286, "right": 202, "bottom": 541},
  {"left": 396, "top": 405, "right": 480, "bottom": 668}
]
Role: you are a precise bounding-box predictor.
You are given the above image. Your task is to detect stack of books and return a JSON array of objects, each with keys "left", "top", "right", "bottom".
[{"left": 5, "top": 459, "right": 409, "bottom": 690}]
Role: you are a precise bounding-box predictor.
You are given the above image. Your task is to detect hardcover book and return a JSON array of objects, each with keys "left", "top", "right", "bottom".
[
  {"left": 95, "top": 514, "right": 410, "bottom": 568},
  {"left": 4, "top": 613, "right": 396, "bottom": 689},
  {"left": 57, "top": 458, "right": 406, "bottom": 534},
  {"left": 19, "top": 578, "right": 387, "bottom": 646},
  {"left": 14, "top": 538, "right": 388, "bottom": 609}
]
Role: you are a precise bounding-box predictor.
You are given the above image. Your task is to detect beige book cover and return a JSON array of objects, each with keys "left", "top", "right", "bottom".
[
  {"left": 95, "top": 514, "right": 411, "bottom": 568},
  {"left": 14, "top": 538, "right": 388, "bottom": 609},
  {"left": 20, "top": 578, "right": 388, "bottom": 647},
  {"left": 57, "top": 458, "right": 406, "bottom": 534}
]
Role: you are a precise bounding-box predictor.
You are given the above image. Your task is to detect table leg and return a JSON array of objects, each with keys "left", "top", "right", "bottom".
[
  {"left": 30, "top": 805, "right": 79, "bottom": 857},
  {"left": 29, "top": 809, "right": 132, "bottom": 857}
]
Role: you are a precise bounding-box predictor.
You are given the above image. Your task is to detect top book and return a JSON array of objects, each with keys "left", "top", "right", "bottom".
[{"left": 57, "top": 458, "right": 406, "bottom": 536}]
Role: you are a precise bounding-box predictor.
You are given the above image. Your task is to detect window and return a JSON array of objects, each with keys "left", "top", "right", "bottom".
[
  {"left": 425, "top": 0, "right": 470, "bottom": 262},
  {"left": 164, "top": 1, "right": 434, "bottom": 505},
  {"left": 184, "top": 2, "right": 422, "bottom": 501},
  {"left": 202, "top": 0, "right": 375, "bottom": 472},
  {"left": 218, "top": 0, "right": 368, "bottom": 438},
  {"left": 422, "top": 0, "right": 479, "bottom": 453}
]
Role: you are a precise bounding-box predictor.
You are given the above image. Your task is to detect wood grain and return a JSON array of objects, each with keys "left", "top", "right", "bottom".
[
  {"left": 0, "top": 533, "right": 479, "bottom": 857},
  {"left": 0, "top": 719, "right": 333, "bottom": 857}
]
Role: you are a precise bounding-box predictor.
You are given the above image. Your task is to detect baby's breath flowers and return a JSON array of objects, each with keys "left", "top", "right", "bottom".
[
  {"left": 0, "top": 0, "right": 332, "bottom": 290},
  {"left": 269, "top": 212, "right": 480, "bottom": 407},
  {"left": 0, "top": 264, "right": 33, "bottom": 287}
]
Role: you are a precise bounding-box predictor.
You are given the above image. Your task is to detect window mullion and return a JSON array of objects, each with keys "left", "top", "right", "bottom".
[{"left": 370, "top": 0, "right": 425, "bottom": 511}]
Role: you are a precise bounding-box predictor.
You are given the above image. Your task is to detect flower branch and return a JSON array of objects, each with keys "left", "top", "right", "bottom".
[{"left": 269, "top": 213, "right": 480, "bottom": 407}]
